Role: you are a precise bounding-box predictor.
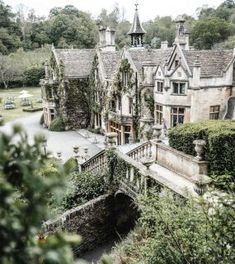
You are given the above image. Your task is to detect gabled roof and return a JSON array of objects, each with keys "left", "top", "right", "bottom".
[
  {"left": 128, "top": 7, "right": 146, "bottom": 35},
  {"left": 151, "top": 48, "right": 174, "bottom": 68},
  {"left": 183, "top": 49, "right": 234, "bottom": 78},
  {"left": 54, "top": 49, "right": 96, "bottom": 78},
  {"left": 128, "top": 48, "right": 173, "bottom": 74},
  {"left": 99, "top": 51, "right": 121, "bottom": 79}
]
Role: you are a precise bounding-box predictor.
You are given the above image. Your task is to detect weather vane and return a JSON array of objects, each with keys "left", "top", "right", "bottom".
[{"left": 135, "top": 0, "right": 139, "bottom": 11}]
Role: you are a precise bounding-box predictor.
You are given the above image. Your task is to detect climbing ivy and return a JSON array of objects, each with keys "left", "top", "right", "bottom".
[{"left": 113, "top": 59, "right": 134, "bottom": 93}]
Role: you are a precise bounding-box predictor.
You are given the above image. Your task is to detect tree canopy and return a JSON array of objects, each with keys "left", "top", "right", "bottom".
[{"left": 1, "top": 0, "right": 235, "bottom": 53}]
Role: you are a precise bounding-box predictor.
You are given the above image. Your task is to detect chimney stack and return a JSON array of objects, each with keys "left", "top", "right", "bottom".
[{"left": 99, "top": 26, "right": 116, "bottom": 52}]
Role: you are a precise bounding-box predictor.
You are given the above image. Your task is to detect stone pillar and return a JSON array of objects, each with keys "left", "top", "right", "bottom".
[{"left": 106, "top": 132, "right": 117, "bottom": 149}]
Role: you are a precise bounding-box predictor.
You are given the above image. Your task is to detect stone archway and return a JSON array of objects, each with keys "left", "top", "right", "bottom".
[{"left": 114, "top": 191, "right": 140, "bottom": 234}]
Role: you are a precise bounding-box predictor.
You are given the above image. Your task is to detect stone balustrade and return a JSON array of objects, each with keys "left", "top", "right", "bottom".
[
  {"left": 80, "top": 149, "right": 107, "bottom": 173},
  {"left": 127, "top": 141, "right": 153, "bottom": 161}
]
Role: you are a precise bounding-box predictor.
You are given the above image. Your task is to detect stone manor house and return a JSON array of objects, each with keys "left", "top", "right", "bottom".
[{"left": 41, "top": 5, "right": 235, "bottom": 145}]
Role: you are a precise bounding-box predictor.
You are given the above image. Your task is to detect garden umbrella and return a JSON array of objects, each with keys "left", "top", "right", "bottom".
[
  {"left": 18, "top": 93, "right": 33, "bottom": 98},
  {"left": 19, "top": 90, "right": 28, "bottom": 94}
]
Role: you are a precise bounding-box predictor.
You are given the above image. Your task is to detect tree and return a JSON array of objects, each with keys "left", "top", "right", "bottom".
[
  {"left": 191, "top": 16, "right": 231, "bottom": 49},
  {"left": 48, "top": 5, "right": 97, "bottom": 49},
  {"left": 0, "top": 0, "right": 21, "bottom": 54},
  {"left": 143, "top": 16, "right": 176, "bottom": 47},
  {"left": 0, "top": 126, "right": 80, "bottom": 263}
]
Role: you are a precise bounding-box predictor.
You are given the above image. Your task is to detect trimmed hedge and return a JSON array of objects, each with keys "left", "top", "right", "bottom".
[
  {"left": 22, "top": 107, "right": 43, "bottom": 112},
  {"left": 168, "top": 120, "right": 235, "bottom": 175},
  {"left": 49, "top": 117, "right": 65, "bottom": 132}
]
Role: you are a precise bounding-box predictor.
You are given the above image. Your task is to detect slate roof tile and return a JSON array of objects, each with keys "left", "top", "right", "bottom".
[
  {"left": 183, "top": 50, "right": 233, "bottom": 77},
  {"left": 54, "top": 49, "right": 95, "bottom": 78}
]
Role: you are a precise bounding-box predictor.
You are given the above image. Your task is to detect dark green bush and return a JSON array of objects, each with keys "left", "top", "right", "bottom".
[
  {"left": 49, "top": 117, "right": 65, "bottom": 131},
  {"left": 63, "top": 158, "right": 77, "bottom": 174},
  {"left": 22, "top": 107, "right": 43, "bottom": 112},
  {"left": 23, "top": 66, "right": 45, "bottom": 87},
  {"left": 61, "top": 171, "right": 108, "bottom": 210},
  {"left": 168, "top": 120, "right": 235, "bottom": 175}
]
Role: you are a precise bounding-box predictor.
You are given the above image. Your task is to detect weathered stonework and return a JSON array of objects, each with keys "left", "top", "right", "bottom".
[{"left": 43, "top": 195, "right": 116, "bottom": 256}]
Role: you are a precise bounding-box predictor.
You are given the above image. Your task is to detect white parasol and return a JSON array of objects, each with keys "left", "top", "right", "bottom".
[
  {"left": 19, "top": 90, "right": 29, "bottom": 94},
  {"left": 18, "top": 93, "right": 33, "bottom": 98}
]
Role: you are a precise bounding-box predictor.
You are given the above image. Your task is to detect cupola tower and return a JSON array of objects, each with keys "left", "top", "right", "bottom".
[{"left": 128, "top": 3, "right": 146, "bottom": 48}]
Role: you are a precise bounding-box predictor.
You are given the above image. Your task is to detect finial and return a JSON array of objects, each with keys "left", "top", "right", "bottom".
[{"left": 135, "top": 1, "right": 139, "bottom": 11}]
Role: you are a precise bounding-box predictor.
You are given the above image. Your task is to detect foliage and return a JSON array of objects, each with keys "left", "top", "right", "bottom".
[
  {"left": 168, "top": 120, "right": 235, "bottom": 176},
  {"left": 22, "top": 107, "right": 43, "bottom": 112},
  {"left": 0, "top": 1, "right": 21, "bottom": 54},
  {"left": 191, "top": 16, "right": 232, "bottom": 49},
  {"left": 0, "top": 47, "right": 49, "bottom": 88},
  {"left": 59, "top": 171, "right": 109, "bottom": 210},
  {"left": 0, "top": 125, "right": 80, "bottom": 263},
  {"left": 114, "top": 59, "right": 134, "bottom": 93},
  {"left": 63, "top": 158, "right": 77, "bottom": 174},
  {"left": 114, "top": 190, "right": 235, "bottom": 264},
  {"left": 48, "top": 5, "right": 97, "bottom": 49},
  {"left": 23, "top": 66, "right": 44, "bottom": 86},
  {"left": 62, "top": 79, "right": 92, "bottom": 129},
  {"left": 49, "top": 117, "right": 65, "bottom": 131},
  {"left": 143, "top": 16, "right": 177, "bottom": 48}
]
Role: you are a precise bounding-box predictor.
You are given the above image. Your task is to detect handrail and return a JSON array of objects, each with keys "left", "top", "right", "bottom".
[
  {"left": 80, "top": 149, "right": 107, "bottom": 173},
  {"left": 126, "top": 141, "right": 153, "bottom": 161},
  {"left": 81, "top": 149, "right": 106, "bottom": 167}
]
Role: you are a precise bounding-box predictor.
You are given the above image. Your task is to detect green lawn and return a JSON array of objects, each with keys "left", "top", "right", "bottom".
[{"left": 0, "top": 87, "right": 42, "bottom": 123}]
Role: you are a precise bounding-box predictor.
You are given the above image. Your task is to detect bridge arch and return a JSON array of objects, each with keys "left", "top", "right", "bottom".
[{"left": 114, "top": 191, "right": 139, "bottom": 234}]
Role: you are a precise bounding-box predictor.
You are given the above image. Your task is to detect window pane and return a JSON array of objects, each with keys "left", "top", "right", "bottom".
[
  {"left": 179, "top": 108, "right": 185, "bottom": 114},
  {"left": 178, "top": 115, "right": 184, "bottom": 124},
  {"left": 173, "top": 83, "right": 178, "bottom": 93},
  {"left": 172, "top": 108, "right": 177, "bottom": 113},
  {"left": 180, "top": 83, "right": 185, "bottom": 94}
]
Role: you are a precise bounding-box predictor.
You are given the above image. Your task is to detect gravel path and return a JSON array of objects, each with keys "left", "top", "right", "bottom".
[{"left": 0, "top": 112, "right": 102, "bottom": 162}]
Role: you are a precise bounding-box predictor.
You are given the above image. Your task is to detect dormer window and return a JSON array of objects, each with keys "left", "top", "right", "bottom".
[
  {"left": 172, "top": 81, "right": 186, "bottom": 95},
  {"left": 175, "top": 60, "right": 179, "bottom": 68}
]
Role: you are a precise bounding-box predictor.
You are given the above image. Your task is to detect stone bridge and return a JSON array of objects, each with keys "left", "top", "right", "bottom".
[
  {"left": 80, "top": 137, "right": 211, "bottom": 199},
  {"left": 42, "top": 136, "right": 212, "bottom": 258}
]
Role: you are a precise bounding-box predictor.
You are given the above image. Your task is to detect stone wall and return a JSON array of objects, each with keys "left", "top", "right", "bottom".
[
  {"left": 154, "top": 142, "right": 208, "bottom": 180},
  {"left": 43, "top": 194, "right": 115, "bottom": 256}
]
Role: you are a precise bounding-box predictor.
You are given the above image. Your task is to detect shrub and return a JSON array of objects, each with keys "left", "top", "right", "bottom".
[
  {"left": 24, "top": 66, "right": 45, "bottom": 86},
  {"left": 168, "top": 120, "right": 235, "bottom": 175},
  {"left": 0, "top": 126, "right": 80, "bottom": 263},
  {"left": 61, "top": 171, "right": 108, "bottom": 210},
  {"left": 114, "top": 190, "right": 235, "bottom": 264},
  {"left": 49, "top": 117, "right": 65, "bottom": 131},
  {"left": 63, "top": 158, "right": 77, "bottom": 174},
  {"left": 22, "top": 107, "right": 43, "bottom": 112},
  {"left": 40, "top": 113, "right": 44, "bottom": 125}
]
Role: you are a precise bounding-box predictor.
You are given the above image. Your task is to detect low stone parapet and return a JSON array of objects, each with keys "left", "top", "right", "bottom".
[
  {"left": 42, "top": 194, "right": 115, "bottom": 256},
  {"left": 153, "top": 142, "right": 208, "bottom": 181}
]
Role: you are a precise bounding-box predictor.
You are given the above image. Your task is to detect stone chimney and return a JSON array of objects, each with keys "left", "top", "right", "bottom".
[
  {"left": 161, "top": 41, "right": 168, "bottom": 50},
  {"left": 192, "top": 55, "right": 201, "bottom": 88},
  {"left": 174, "top": 15, "right": 189, "bottom": 50},
  {"left": 99, "top": 26, "right": 116, "bottom": 52}
]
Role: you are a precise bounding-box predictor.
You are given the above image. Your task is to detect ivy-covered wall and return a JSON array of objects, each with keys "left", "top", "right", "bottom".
[{"left": 58, "top": 79, "right": 92, "bottom": 129}]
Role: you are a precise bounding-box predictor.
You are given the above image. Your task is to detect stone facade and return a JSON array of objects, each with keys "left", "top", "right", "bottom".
[{"left": 41, "top": 5, "right": 235, "bottom": 142}]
